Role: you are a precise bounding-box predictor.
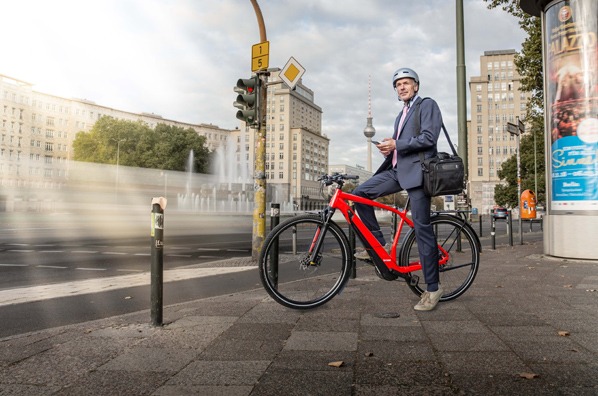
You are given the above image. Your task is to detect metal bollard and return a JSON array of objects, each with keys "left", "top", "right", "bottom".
[
  {"left": 478, "top": 215, "right": 483, "bottom": 237},
  {"left": 349, "top": 203, "right": 357, "bottom": 279},
  {"left": 151, "top": 197, "right": 166, "bottom": 327},
  {"left": 541, "top": 215, "right": 543, "bottom": 231},
  {"left": 269, "top": 203, "right": 280, "bottom": 288},
  {"left": 491, "top": 215, "right": 496, "bottom": 250},
  {"left": 508, "top": 210, "right": 514, "bottom": 246}
]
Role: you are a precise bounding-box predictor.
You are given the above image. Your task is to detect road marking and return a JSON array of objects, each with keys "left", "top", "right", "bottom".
[
  {"left": 117, "top": 269, "right": 143, "bottom": 272},
  {"left": 167, "top": 254, "right": 192, "bottom": 258},
  {"left": 7, "top": 243, "right": 30, "bottom": 246},
  {"left": 76, "top": 268, "right": 107, "bottom": 271},
  {"left": 227, "top": 249, "right": 249, "bottom": 252},
  {"left": 199, "top": 255, "right": 218, "bottom": 258},
  {"left": 0, "top": 264, "right": 29, "bottom": 267},
  {"left": 102, "top": 252, "right": 127, "bottom": 255},
  {"left": 40, "top": 250, "right": 64, "bottom": 253},
  {"left": 0, "top": 266, "right": 255, "bottom": 306},
  {"left": 198, "top": 248, "right": 219, "bottom": 251},
  {"left": 37, "top": 265, "right": 67, "bottom": 269},
  {"left": 134, "top": 253, "right": 151, "bottom": 256},
  {"left": 7, "top": 250, "right": 35, "bottom": 253},
  {"left": 72, "top": 251, "right": 98, "bottom": 254},
  {"left": 36, "top": 244, "right": 57, "bottom": 247}
]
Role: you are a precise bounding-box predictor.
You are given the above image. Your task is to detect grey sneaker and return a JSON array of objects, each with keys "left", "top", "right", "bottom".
[
  {"left": 354, "top": 243, "right": 392, "bottom": 261},
  {"left": 414, "top": 288, "right": 444, "bottom": 311}
]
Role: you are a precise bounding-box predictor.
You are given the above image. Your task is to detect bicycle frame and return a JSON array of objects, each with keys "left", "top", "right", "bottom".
[{"left": 319, "top": 187, "right": 449, "bottom": 281}]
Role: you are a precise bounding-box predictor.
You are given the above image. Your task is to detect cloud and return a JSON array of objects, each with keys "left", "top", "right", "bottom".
[{"left": 1, "top": 0, "right": 526, "bottom": 170}]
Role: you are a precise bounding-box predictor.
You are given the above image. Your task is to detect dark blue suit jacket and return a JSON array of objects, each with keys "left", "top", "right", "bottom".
[{"left": 374, "top": 96, "right": 443, "bottom": 190}]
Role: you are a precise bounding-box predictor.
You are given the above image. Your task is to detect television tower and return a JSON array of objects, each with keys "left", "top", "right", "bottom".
[{"left": 363, "top": 75, "right": 376, "bottom": 172}]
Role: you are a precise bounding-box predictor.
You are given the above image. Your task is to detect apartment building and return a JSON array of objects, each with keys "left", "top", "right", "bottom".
[
  {"left": 0, "top": 73, "right": 233, "bottom": 211},
  {"left": 233, "top": 68, "right": 329, "bottom": 210},
  {"left": 468, "top": 50, "right": 530, "bottom": 214}
]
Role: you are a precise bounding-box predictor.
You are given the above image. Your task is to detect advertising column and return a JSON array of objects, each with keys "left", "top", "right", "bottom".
[{"left": 544, "top": 0, "right": 598, "bottom": 258}]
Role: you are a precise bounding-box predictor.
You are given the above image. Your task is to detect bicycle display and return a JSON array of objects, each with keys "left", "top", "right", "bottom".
[{"left": 258, "top": 174, "right": 480, "bottom": 309}]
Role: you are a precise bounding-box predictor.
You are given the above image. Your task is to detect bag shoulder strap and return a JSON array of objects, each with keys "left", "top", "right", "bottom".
[{"left": 413, "top": 98, "right": 458, "bottom": 163}]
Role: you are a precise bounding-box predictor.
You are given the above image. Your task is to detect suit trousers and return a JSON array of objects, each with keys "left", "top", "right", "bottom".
[{"left": 352, "top": 169, "right": 440, "bottom": 285}]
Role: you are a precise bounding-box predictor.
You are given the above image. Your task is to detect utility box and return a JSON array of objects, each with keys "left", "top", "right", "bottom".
[{"left": 521, "top": 190, "right": 537, "bottom": 219}]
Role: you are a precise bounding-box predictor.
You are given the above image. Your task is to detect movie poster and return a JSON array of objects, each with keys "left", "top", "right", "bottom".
[{"left": 546, "top": 0, "right": 598, "bottom": 212}]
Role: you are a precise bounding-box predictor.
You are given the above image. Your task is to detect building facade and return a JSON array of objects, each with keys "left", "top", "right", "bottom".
[
  {"left": 468, "top": 50, "right": 530, "bottom": 214},
  {"left": 233, "top": 68, "right": 329, "bottom": 210},
  {"left": 0, "top": 73, "right": 233, "bottom": 211}
]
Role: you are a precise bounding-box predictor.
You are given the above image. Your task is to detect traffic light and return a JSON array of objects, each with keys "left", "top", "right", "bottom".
[{"left": 234, "top": 76, "right": 260, "bottom": 127}]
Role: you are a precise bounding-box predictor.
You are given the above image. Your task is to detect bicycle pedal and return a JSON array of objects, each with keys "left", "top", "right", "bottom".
[{"left": 410, "top": 275, "right": 420, "bottom": 287}]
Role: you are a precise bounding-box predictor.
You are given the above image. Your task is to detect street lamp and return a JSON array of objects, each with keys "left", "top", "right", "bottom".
[
  {"left": 111, "top": 138, "right": 126, "bottom": 202},
  {"left": 507, "top": 120, "right": 524, "bottom": 245}
]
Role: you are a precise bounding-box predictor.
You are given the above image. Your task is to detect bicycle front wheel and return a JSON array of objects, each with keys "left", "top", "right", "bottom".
[
  {"left": 258, "top": 214, "right": 351, "bottom": 309},
  {"left": 400, "top": 214, "right": 480, "bottom": 301}
]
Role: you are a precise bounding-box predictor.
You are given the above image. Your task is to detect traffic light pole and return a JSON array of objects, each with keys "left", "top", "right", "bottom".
[{"left": 250, "top": 0, "right": 268, "bottom": 260}]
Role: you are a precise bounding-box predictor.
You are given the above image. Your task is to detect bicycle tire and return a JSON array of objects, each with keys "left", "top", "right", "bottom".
[
  {"left": 399, "top": 214, "right": 480, "bottom": 301},
  {"left": 258, "top": 214, "right": 352, "bottom": 309}
]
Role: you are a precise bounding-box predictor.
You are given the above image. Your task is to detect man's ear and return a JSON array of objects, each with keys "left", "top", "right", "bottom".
[{"left": 414, "top": 82, "right": 419, "bottom": 93}]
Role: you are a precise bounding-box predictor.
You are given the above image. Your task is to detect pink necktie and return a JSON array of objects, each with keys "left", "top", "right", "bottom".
[{"left": 392, "top": 105, "right": 409, "bottom": 167}]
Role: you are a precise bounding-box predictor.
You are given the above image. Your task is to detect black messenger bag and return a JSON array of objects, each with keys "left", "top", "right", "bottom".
[{"left": 414, "top": 99, "right": 465, "bottom": 197}]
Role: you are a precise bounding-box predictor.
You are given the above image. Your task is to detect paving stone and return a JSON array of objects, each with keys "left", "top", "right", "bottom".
[
  {"left": 251, "top": 370, "right": 353, "bottom": 396},
  {"left": 98, "top": 347, "right": 197, "bottom": 373},
  {"left": 53, "top": 370, "right": 170, "bottom": 396},
  {"left": 358, "top": 340, "right": 436, "bottom": 363},
  {"left": 0, "top": 353, "right": 103, "bottom": 386},
  {"left": 284, "top": 331, "right": 358, "bottom": 351},
  {"left": 428, "top": 333, "right": 510, "bottom": 352},
  {"left": 218, "top": 323, "right": 294, "bottom": 341},
  {"left": 137, "top": 328, "right": 219, "bottom": 350},
  {"left": 438, "top": 351, "right": 529, "bottom": 375},
  {"left": 198, "top": 338, "right": 284, "bottom": 361},
  {"left": 152, "top": 385, "right": 253, "bottom": 396},
  {"left": 167, "top": 360, "right": 270, "bottom": 386},
  {"left": 0, "top": 384, "right": 61, "bottom": 396},
  {"left": 355, "top": 360, "right": 448, "bottom": 387},
  {"left": 268, "top": 350, "right": 355, "bottom": 371},
  {"left": 529, "top": 363, "right": 598, "bottom": 388},
  {"left": 360, "top": 325, "right": 428, "bottom": 342},
  {"left": 450, "top": 373, "right": 560, "bottom": 395},
  {"left": 421, "top": 320, "right": 490, "bottom": 334}
]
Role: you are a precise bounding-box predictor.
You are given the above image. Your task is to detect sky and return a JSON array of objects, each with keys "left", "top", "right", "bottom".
[{"left": 1, "top": 0, "right": 527, "bottom": 171}]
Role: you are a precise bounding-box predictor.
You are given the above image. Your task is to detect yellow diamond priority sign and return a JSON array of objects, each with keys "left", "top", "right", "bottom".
[{"left": 280, "top": 57, "right": 305, "bottom": 90}]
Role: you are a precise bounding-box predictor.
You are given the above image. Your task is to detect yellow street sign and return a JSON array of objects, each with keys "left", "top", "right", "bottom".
[
  {"left": 252, "top": 41, "right": 269, "bottom": 72},
  {"left": 279, "top": 57, "right": 305, "bottom": 90}
]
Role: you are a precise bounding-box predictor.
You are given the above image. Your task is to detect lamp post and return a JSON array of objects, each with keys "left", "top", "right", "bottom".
[{"left": 112, "top": 138, "right": 126, "bottom": 202}]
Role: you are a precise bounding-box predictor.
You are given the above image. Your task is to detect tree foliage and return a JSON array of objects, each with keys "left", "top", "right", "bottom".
[
  {"left": 73, "top": 117, "right": 210, "bottom": 173},
  {"left": 484, "top": 0, "right": 546, "bottom": 206}
]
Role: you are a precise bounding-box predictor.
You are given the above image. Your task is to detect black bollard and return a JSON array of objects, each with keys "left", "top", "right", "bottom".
[
  {"left": 269, "top": 203, "right": 280, "bottom": 288},
  {"left": 491, "top": 215, "right": 496, "bottom": 250},
  {"left": 151, "top": 197, "right": 166, "bottom": 327},
  {"left": 349, "top": 203, "right": 357, "bottom": 279},
  {"left": 508, "top": 210, "right": 514, "bottom": 246},
  {"left": 479, "top": 215, "right": 483, "bottom": 237}
]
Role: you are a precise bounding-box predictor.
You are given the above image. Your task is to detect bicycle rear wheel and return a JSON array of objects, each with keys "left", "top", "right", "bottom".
[
  {"left": 400, "top": 214, "right": 480, "bottom": 301},
  {"left": 258, "top": 214, "right": 351, "bottom": 309}
]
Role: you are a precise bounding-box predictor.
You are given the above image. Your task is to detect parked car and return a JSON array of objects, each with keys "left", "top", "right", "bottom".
[{"left": 492, "top": 207, "right": 508, "bottom": 219}]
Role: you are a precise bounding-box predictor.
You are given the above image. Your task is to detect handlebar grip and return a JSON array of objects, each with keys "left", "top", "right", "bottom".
[{"left": 344, "top": 174, "right": 359, "bottom": 180}]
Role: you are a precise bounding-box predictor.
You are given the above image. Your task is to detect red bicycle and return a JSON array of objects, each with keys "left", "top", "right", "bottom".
[{"left": 259, "top": 173, "right": 480, "bottom": 309}]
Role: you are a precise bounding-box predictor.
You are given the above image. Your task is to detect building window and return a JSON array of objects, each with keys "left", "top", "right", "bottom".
[
  {"left": 279, "top": 152, "right": 284, "bottom": 159},
  {"left": 477, "top": 136, "right": 483, "bottom": 144},
  {"left": 476, "top": 84, "right": 482, "bottom": 92},
  {"left": 477, "top": 115, "right": 482, "bottom": 123},
  {"left": 279, "top": 172, "right": 283, "bottom": 179},
  {"left": 476, "top": 105, "right": 482, "bottom": 112},
  {"left": 45, "top": 142, "right": 53, "bottom": 151},
  {"left": 476, "top": 95, "right": 482, "bottom": 102},
  {"left": 477, "top": 147, "right": 483, "bottom": 154},
  {"left": 478, "top": 157, "right": 483, "bottom": 165},
  {"left": 477, "top": 126, "right": 482, "bottom": 133},
  {"left": 478, "top": 168, "right": 483, "bottom": 176},
  {"left": 487, "top": 62, "right": 493, "bottom": 70}
]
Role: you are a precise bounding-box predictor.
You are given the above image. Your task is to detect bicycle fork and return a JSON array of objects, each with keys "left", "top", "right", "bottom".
[{"left": 303, "top": 208, "right": 335, "bottom": 267}]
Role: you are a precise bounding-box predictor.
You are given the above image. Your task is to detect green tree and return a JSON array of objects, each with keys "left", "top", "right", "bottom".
[
  {"left": 73, "top": 117, "right": 210, "bottom": 172},
  {"left": 484, "top": 0, "right": 546, "bottom": 206}
]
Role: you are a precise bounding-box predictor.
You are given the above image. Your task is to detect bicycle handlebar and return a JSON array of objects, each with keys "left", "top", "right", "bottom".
[{"left": 318, "top": 173, "right": 360, "bottom": 186}]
